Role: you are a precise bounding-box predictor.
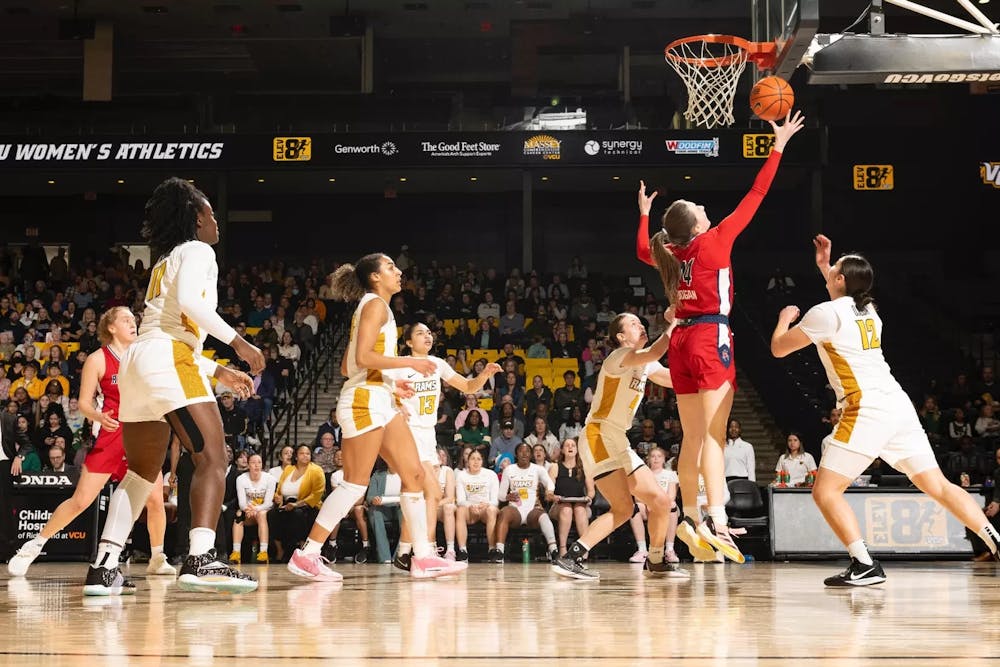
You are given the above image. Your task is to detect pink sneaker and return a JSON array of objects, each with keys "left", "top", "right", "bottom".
[
  {"left": 287, "top": 549, "right": 343, "bottom": 582},
  {"left": 411, "top": 553, "right": 468, "bottom": 579},
  {"left": 665, "top": 550, "right": 679, "bottom": 564},
  {"left": 444, "top": 549, "right": 456, "bottom": 561},
  {"left": 629, "top": 550, "right": 649, "bottom": 563}
]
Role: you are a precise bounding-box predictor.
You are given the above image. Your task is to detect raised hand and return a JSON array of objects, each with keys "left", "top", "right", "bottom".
[
  {"left": 638, "top": 180, "right": 658, "bottom": 216},
  {"left": 769, "top": 110, "right": 805, "bottom": 152},
  {"left": 813, "top": 234, "right": 832, "bottom": 278}
]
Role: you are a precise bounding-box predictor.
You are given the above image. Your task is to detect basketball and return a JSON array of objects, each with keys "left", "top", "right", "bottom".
[{"left": 749, "top": 75, "right": 794, "bottom": 121}]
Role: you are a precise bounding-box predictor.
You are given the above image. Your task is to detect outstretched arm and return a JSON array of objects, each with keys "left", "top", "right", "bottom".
[
  {"left": 770, "top": 306, "right": 813, "bottom": 358},
  {"left": 714, "top": 111, "right": 805, "bottom": 251},
  {"left": 636, "top": 180, "right": 658, "bottom": 267}
]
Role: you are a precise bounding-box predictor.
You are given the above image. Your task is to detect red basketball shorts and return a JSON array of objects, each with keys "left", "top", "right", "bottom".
[
  {"left": 668, "top": 323, "right": 737, "bottom": 395},
  {"left": 84, "top": 428, "right": 129, "bottom": 482}
]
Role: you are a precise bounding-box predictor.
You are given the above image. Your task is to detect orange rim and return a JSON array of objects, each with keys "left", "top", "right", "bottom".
[{"left": 664, "top": 34, "right": 777, "bottom": 70}]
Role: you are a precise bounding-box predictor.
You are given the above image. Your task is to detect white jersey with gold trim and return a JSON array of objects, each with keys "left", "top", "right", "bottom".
[
  {"left": 139, "top": 240, "right": 236, "bottom": 354},
  {"left": 585, "top": 347, "right": 664, "bottom": 432},
  {"left": 797, "top": 296, "right": 902, "bottom": 404},
  {"left": 395, "top": 356, "right": 457, "bottom": 431},
  {"left": 342, "top": 292, "right": 397, "bottom": 395}
]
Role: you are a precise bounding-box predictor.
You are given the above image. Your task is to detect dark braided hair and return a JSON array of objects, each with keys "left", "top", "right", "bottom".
[{"left": 141, "top": 177, "right": 208, "bottom": 261}]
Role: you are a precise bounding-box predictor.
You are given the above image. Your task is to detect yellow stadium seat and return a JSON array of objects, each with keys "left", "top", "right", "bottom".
[
  {"left": 246, "top": 327, "right": 261, "bottom": 336},
  {"left": 478, "top": 397, "right": 494, "bottom": 413},
  {"left": 470, "top": 348, "right": 500, "bottom": 363},
  {"left": 567, "top": 325, "right": 575, "bottom": 342},
  {"left": 467, "top": 319, "right": 479, "bottom": 333},
  {"left": 64, "top": 342, "right": 80, "bottom": 354},
  {"left": 443, "top": 319, "right": 461, "bottom": 336},
  {"left": 524, "top": 360, "right": 553, "bottom": 383},
  {"left": 552, "top": 358, "right": 579, "bottom": 379}
]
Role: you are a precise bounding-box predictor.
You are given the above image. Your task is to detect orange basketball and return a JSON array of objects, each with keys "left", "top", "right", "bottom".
[{"left": 749, "top": 76, "right": 794, "bottom": 121}]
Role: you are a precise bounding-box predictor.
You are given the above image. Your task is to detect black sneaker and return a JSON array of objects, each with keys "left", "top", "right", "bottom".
[
  {"left": 177, "top": 549, "right": 258, "bottom": 593},
  {"left": 549, "top": 548, "right": 560, "bottom": 564},
  {"left": 392, "top": 551, "right": 411, "bottom": 572},
  {"left": 824, "top": 558, "right": 887, "bottom": 587},
  {"left": 321, "top": 543, "right": 338, "bottom": 564},
  {"left": 488, "top": 548, "right": 505, "bottom": 564},
  {"left": 551, "top": 556, "right": 599, "bottom": 580},
  {"left": 456, "top": 549, "right": 469, "bottom": 562},
  {"left": 83, "top": 566, "right": 137, "bottom": 597},
  {"left": 354, "top": 547, "right": 368, "bottom": 564},
  {"left": 644, "top": 558, "right": 691, "bottom": 579}
]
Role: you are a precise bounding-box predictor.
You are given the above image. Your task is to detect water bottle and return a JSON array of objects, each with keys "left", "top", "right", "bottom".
[
  {"left": 521, "top": 538, "right": 531, "bottom": 563},
  {"left": 744, "top": 554, "right": 754, "bottom": 563},
  {"left": 960, "top": 472, "right": 971, "bottom": 488}
]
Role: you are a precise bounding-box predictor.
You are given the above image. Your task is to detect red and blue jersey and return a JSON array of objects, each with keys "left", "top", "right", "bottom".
[{"left": 636, "top": 149, "right": 783, "bottom": 320}]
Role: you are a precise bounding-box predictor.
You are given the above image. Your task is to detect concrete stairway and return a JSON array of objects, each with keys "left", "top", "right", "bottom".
[
  {"left": 730, "top": 367, "right": 786, "bottom": 484},
  {"left": 291, "top": 335, "right": 347, "bottom": 447}
]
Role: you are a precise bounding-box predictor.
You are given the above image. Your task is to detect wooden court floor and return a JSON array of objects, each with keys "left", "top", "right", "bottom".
[{"left": 1, "top": 561, "right": 998, "bottom": 666}]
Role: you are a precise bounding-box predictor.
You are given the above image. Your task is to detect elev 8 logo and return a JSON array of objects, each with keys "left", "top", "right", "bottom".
[{"left": 273, "top": 137, "right": 311, "bottom": 161}]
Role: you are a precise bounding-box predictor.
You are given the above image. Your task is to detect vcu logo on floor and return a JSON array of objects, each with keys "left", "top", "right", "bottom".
[
  {"left": 273, "top": 137, "right": 311, "bottom": 161},
  {"left": 980, "top": 162, "right": 1000, "bottom": 188},
  {"left": 853, "top": 165, "right": 893, "bottom": 190}
]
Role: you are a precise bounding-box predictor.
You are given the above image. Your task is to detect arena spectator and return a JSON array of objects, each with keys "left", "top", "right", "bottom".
[
  {"left": 366, "top": 460, "right": 402, "bottom": 564},
  {"left": 526, "top": 336, "right": 549, "bottom": 359},
  {"left": 524, "top": 375, "right": 552, "bottom": 417},
  {"left": 230, "top": 453, "right": 277, "bottom": 564},
  {"left": 313, "top": 432, "right": 338, "bottom": 475},
  {"left": 524, "top": 416, "right": 560, "bottom": 461},
  {"left": 947, "top": 408, "right": 974, "bottom": 447},
  {"left": 477, "top": 291, "right": 501, "bottom": 322},
  {"left": 490, "top": 397, "right": 525, "bottom": 441},
  {"left": 775, "top": 433, "right": 817, "bottom": 486},
  {"left": 917, "top": 397, "right": 944, "bottom": 446},
  {"left": 11, "top": 363, "right": 44, "bottom": 400},
  {"left": 558, "top": 405, "right": 585, "bottom": 443},
  {"left": 945, "top": 372, "right": 974, "bottom": 410},
  {"left": 553, "top": 371, "right": 583, "bottom": 420},
  {"left": 974, "top": 366, "right": 997, "bottom": 405},
  {"left": 454, "top": 394, "right": 490, "bottom": 430},
  {"left": 488, "top": 420, "right": 523, "bottom": 469},
  {"left": 474, "top": 319, "right": 501, "bottom": 350},
  {"left": 976, "top": 403, "right": 1000, "bottom": 446},
  {"left": 495, "top": 371, "right": 525, "bottom": 413},
  {"left": 43, "top": 442, "right": 75, "bottom": 473},
  {"left": 455, "top": 409, "right": 491, "bottom": 461},
  {"left": 499, "top": 302, "right": 526, "bottom": 343},
  {"left": 629, "top": 418, "right": 661, "bottom": 459},
  {"left": 219, "top": 392, "right": 249, "bottom": 450},
  {"left": 724, "top": 419, "right": 757, "bottom": 482},
  {"left": 269, "top": 444, "right": 294, "bottom": 480},
  {"left": 314, "top": 409, "right": 342, "bottom": 448},
  {"left": 455, "top": 450, "right": 500, "bottom": 561},
  {"left": 531, "top": 443, "right": 549, "bottom": 467},
  {"left": 271, "top": 444, "right": 325, "bottom": 561},
  {"left": 255, "top": 318, "right": 279, "bottom": 348},
  {"left": 944, "top": 436, "right": 988, "bottom": 485},
  {"left": 466, "top": 359, "right": 496, "bottom": 401},
  {"left": 547, "top": 438, "right": 593, "bottom": 557}
]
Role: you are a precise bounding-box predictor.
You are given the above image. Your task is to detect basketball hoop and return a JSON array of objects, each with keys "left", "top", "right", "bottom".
[{"left": 664, "top": 35, "right": 776, "bottom": 129}]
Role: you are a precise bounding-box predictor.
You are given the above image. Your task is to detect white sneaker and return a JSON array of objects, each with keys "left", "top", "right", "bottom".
[
  {"left": 146, "top": 553, "right": 177, "bottom": 576},
  {"left": 629, "top": 549, "right": 648, "bottom": 563},
  {"left": 7, "top": 540, "right": 43, "bottom": 577},
  {"left": 287, "top": 548, "right": 343, "bottom": 582},
  {"left": 665, "top": 550, "right": 679, "bottom": 564}
]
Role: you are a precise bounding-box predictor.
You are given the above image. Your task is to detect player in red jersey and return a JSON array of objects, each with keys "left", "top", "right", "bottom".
[
  {"left": 7, "top": 307, "right": 175, "bottom": 578},
  {"left": 635, "top": 110, "right": 804, "bottom": 563}
]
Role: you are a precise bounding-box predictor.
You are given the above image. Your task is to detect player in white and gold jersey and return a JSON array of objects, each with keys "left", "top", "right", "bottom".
[
  {"left": 288, "top": 254, "right": 467, "bottom": 583},
  {"left": 772, "top": 234, "right": 999, "bottom": 586},
  {"left": 84, "top": 177, "right": 263, "bottom": 596},
  {"left": 553, "top": 308, "right": 688, "bottom": 580},
  {"left": 390, "top": 323, "right": 500, "bottom": 566}
]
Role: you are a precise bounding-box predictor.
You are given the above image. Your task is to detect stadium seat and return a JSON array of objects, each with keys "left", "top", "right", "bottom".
[{"left": 443, "top": 319, "right": 460, "bottom": 336}]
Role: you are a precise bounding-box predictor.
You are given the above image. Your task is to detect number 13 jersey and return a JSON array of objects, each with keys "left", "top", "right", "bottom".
[{"left": 395, "top": 356, "right": 457, "bottom": 430}]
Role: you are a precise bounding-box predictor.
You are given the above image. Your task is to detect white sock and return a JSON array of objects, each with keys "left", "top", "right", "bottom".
[
  {"left": 93, "top": 471, "right": 154, "bottom": 567},
  {"left": 303, "top": 539, "right": 323, "bottom": 555},
  {"left": 666, "top": 541, "right": 674, "bottom": 552},
  {"left": 313, "top": 480, "right": 367, "bottom": 532},
  {"left": 327, "top": 539, "right": 337, "bottom": 546},
  {"left": 447, "top": 541, "right": 455, "bottom": 551},
  {"left": 260, "top": 542, "right": 268, "bottom": 552},
  {"left": 708, "top": 505, "right": 728, "bottom": 528},
  {"left": 649, "top": 546, "right": 665, "bottom": 564},
  {"left": 847, "top": 539, "right": 873, "bottom": 566},
  {"left": 538, "top": 513, "right": 556, "bottom": 547},
  {"left": 496, "top": 542, "right": 505, "bottom": 553},
  {"left": 150, "top": 545, "right": 164, "bottom": 558},
  {"left": 189, "top": 527, "right": 216, "bottom": 557},
  {"left": 362, "top": 540, "right": 370, "bottom": 548},
  {"left": 636, "top": 539, "right": 648, "bottom": 552},
  {"left": 396, "top": 541, "right": 412, "bottom": 557},
  {"left": 978, "top": 523, "right": 999, "bottom": 555},
  {"left": 399, "top": 492, "right": 432, "bottom": 559}
]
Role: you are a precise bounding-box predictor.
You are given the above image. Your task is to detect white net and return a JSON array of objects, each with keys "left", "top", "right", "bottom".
[{"left": 665, "top": 39, "right": 749, "bottom": 129}]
